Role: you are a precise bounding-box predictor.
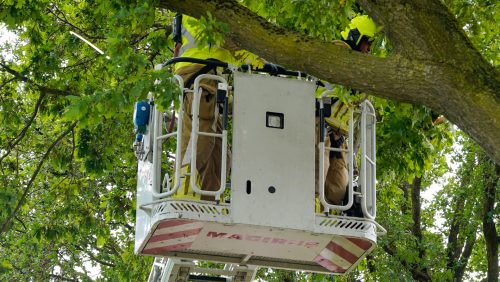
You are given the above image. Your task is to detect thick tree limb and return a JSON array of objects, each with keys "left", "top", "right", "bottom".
[
  {"left": 410, "top": 178, "right": 424, "bottom": 253},
  {"left": 158, "top": 0, "right": 500, "bottom": 163},
  {"left": 445, "top": 167, "right": 479, "bottom": 281},
  {"left": 454, "top": 231, "right": 476, "bottom": 282},
  {"left": 400, "top": 182, "right": 410, "bottom": 214},
  {"left": 482, "top": 163, "right": 499, "bottom": 282},
  {"left": 0, "top": 122, "right": 77, "bottom": 234},
  {"left": 410, "top": 177, "right": 431, "bottom": 281},
  {"left": 387, "top": 178, "right": 435, "bottom": 281}
]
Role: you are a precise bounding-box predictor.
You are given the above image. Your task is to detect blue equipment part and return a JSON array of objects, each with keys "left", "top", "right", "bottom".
[
  {"left": 133, "top": 101, "right": 151, "bottom": 134},
  {"left": 136, "top": 134, "right": 143, "bottom": 142}
]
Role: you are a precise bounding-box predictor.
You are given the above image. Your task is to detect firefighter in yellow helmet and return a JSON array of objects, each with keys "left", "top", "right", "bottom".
[
  {"left": 316, "top": 15, "right": 379, "bottom": 210},
  {"left": 341, "top": 15, "right": 378, "bottom": 53}
]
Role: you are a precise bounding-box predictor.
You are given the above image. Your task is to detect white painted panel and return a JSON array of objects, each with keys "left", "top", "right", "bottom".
[
  {"left": 135, "top": 160, "right": 154, "bottom": 253},
  {"left": 231, "top": 73, "right": 316, "bottom": 230}
]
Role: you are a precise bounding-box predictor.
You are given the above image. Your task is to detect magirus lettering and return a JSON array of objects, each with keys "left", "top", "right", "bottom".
[{"left": 206, "top": 231, "right": 319, "bottom": 248}]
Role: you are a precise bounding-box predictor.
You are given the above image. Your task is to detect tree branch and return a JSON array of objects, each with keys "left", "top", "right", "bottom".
[
  {"left": 103, "top": 238, "right": 121, "bottom": 257},
  {"left": 49, "top": 274, "right": 78, "bottom": 282},
  {"left": 0, "top": 93, "right": 46, "bottom": 165},
  {"left": 0, "top": 61, "right": 79, "bottom": 97},
  {"left": 74, "top": 245, "right": 116, "bottom": 268},
  {"left": 0, "top": 76, "right": 16, "bottom": 90},
  {"left": 411, "top": 177, "right": 423, "bottom": 241},
  {"left": 400, "top": 182, "right": 410, "bottom": 214},
  {"left": 446, "top": 191, "right": 466, "bottom": 269},
  {"left": 47, "top": 4, "right": 105, "bottom": 40},
  {"left": 109, "top": 221, "right": 133, "bottom": 232},
  {"left": 383, "top": 242, "right": 431, "bottom": 281},
  {"left": 410, "top": 177, "right": 431, "bottom": 281},
  {"left": 14, "top": 216, "right": 27, "bottom": 231},
  {"left": 0, "top": 122, "right": 78, "bottom": 235},
  {"left": 131, "top": 26, "right": 171, "bottom": 46},
  {"left": 62, "top": 56, "right": 98, "bottom": 70},
  {"left": 482, "top": 162, "right": 499, "bottom": 282},
  {"left": 454, "top": 230, "right": 476, "bottom": 282}
]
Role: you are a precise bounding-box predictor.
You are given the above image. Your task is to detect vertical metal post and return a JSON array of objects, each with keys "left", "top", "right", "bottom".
[
  {"left": 152, "top": 106, "right": 162, "bottom": 196},
  {"left": 348, "top": 106, "right": 354, "bottom": 210},
  {"left": 172, "top": 75, "right": 185, "bottom": 195},
  {"left": 360, "top": 101, "right": 377, "bottom": 220},
  {"left": 360, "top": 101, "right": 368, "bottom": 218},
  {"left": 367, "top": 101, "right": 377, "bottom": 219},
  {"left": 318, "top": 97, "right": 328, "bottom": 214}
]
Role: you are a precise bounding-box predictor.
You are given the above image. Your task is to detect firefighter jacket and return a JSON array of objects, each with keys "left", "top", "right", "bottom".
[{"left": 175, "top": 15, "right": 262, "bottom": 70}]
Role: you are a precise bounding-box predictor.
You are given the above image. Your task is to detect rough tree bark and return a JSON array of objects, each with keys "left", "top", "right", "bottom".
[
  {"left": 482, "top": 163, "right": 499, "bottom": 282},
  {"left": 158, "top": 0, "right": 500, "bottom": 163},
  {"left": 455, "top": 234, "right": 476, "bottom": 282},
  {"left": 445, "top": 171, "right": 478, "bottom": 282},
  {"left": 382, "top": 180, "right": 432, "bottom": 281},
  {"left": 410, "top": 177, "right": 431, "bottom": 281}
]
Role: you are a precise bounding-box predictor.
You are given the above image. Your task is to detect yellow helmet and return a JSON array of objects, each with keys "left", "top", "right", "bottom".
[{"left": 341, "top": 15, "right": 378, "bottom": 46}]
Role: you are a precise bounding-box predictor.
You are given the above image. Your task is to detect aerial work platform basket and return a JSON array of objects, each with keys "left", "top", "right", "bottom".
[{"left": 134, "top": 59, "right": 385, "bottom": 278}]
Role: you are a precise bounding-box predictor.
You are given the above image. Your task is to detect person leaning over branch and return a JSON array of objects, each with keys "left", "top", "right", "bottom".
[
  {"left": 170, "top": 13, "right": 262, "bottom": 201},
  {"left": 315, "top": 15, "right": 381, "bottom": 213}
]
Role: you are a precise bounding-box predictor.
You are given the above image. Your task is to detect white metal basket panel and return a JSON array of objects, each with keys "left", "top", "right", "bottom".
[
  {"left": 315, "top": 215, "right": 378, "bottom": 242},
  {"left": 231, "top": 73, "right": 316, "bottom": 230},
  {"left": 138, "top": 200, "right": 378, "bottom": 274},
  {"left": 151, "top": 200, "right": 232, "bottom": 224},
  {"left": 135, "top": 160, "right": 155, "bottom": 253},
  {"left": 148, "top": 200, "right": 378, "bottom": 242}
]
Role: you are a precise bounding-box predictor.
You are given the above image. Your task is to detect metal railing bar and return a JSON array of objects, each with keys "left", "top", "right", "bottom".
[
  {"left": 156, "top": 132, "right": 177, "bottom": 140},
  {"left": 198, "top": 132, "right": 223, "bottom": 138},
  {"left": 366, "top": 156, "right": 375, "bottom": 166},
  {"left": 325, "top": 147, "right": 350, "bottom": 153}
]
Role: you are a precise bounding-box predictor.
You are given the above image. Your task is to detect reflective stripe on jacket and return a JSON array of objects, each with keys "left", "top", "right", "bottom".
[
  {"left": 316, "top": 86, "right": 352, "bottom": 134},
  {"left": 326, "top": 100, "right": 352, "bottom": 134}
]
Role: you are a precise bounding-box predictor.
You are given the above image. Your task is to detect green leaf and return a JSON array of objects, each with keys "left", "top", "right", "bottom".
[
  {"left": 0, "top": 260, "right": 13, "bottom": 274},
  {"left": 96, "top": 234, "right": 106, "bottom": 248}
]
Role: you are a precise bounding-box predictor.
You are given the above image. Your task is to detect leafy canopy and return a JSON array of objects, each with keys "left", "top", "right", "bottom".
[{"left": 0, "top": 0, "right": 497, "bottom": 281}]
